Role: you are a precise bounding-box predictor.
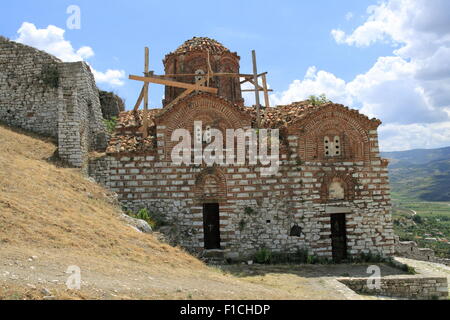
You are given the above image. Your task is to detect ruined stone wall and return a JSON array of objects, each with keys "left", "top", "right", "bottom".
[
  {"left": 99, "top": 90, "right": 124, "bottom": 120},
  {"left": 339, "top": 276, "right": 448, "bottom": 300},
  {"left": 0, "top": 36, "right": 106, "bottom": 168},
  {"left": 0, "top": 36, "right": 61, "bottom": 137},
  {"left": 395, "top": 240, "right": 450, "bottom": 266},
  {"left": 58, "top": 62, "right": 107, "bottom": 168}
]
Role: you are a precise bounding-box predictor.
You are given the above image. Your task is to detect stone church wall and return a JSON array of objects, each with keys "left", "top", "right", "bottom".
[{"left": 89, "top": 133, "right": 395, "bottom": 260}]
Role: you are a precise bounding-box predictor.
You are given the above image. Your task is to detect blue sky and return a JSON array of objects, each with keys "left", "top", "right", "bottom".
[{"left": 1, "top": 0, "right": 450, "bottom": 151}]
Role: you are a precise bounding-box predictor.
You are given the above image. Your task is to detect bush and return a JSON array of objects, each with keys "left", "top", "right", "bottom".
[
  {"left": 346, "top": 251, "right": 386, "bottom": 263},
  {"left": 254, "top": 248, "right": 272, "bottom": 264},
  {"left": 244, "top": 207, "right": 256, "bottom": 216},
  {"left": 295, "top": 248, "right": 309, "bottom": 263},
  {"left": 402, "top": 264, "right": 417, "bottom": 275},
  {"left": 412, "top": 215, "right": 423, "bottom": 224},
  {"left": 103, "top": 116, "right": 118, "bottom": 134},
  {"left": 308, "top": 94, "right": 330, "bottom": 106},
  {"left": 128, "top": 208, "right": 166, "bottom": 229}
]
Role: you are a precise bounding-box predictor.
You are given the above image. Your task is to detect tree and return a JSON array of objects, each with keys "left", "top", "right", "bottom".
[{"left": 308, "top": 94, "right": 330, "bottom": 106}]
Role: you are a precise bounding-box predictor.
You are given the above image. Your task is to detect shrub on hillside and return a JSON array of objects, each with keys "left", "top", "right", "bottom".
[{"left": 128, "top": 208, "right": 167, "bottom": 229}]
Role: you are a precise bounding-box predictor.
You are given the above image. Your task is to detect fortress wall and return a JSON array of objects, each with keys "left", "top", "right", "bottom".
[{"left": 0, "top": 36, "right": 106, "bottom": 168}]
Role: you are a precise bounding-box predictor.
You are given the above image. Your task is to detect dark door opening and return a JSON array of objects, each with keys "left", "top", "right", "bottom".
[
  {"left": 331, "top": 213, "right": 347, "bottom": 262},
  {"left": 203, "top": 203, "right": 221, "bottom": 249}
]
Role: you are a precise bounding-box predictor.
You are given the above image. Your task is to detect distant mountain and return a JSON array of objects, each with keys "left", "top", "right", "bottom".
[
  {"left": 381, "top": 147, "right": 450, "bottom": 201},
  {"left": 382, "top": 147, "right": 450, "bottom": 167}
]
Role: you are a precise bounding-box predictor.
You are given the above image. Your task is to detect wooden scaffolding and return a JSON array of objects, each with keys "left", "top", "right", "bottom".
[{"left": 130, "top": 47, "right": 271, "bottom": 136}]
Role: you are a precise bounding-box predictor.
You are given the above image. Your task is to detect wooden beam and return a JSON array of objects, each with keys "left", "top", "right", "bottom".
[
  {"left": 241, "top": 89, "right": 273, "bottom": 92},
  {"left": 142, "top": 47, "right": 149, "bottom": 138},
  {"left": 242, "top": 77, "right": 265, "bottom": 91},
  {"left": 262, "top": 73, "right": 270, "bottom": 108},
  {"left": 133, "top": 85, "right": 145, "bottom": 112},
  {"left": 164, "top": 76, "right": 208, "bottom": 110},
  {"left": 162, "top": 72, "right": 267, "bottom": 78},
  {"left": 252, "top": 50, "right": 261, "bottom": 128},
  {"left": 129, "top": 75, "right": 218, "bottom": 94},
  {"left": 240, "top": 72, "right": 268, "bottom": 84},
  {"left": 206, "top": 50, "right": 213, "bottom": 87},
  {"left": 240, "top": 77, "right": 263, "bottom": 89}
]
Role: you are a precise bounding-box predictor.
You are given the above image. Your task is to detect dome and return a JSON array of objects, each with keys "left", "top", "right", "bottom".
[
  {"left": 170, "top": 37, "right": 230, "bottom": 56},
  {"left": 162, "top": 37, "right": 243, "bottom": 107}
]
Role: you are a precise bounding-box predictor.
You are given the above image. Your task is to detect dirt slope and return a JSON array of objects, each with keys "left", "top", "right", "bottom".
[{"left": 0, "top": 124, "right": 390, "bottom": 300}]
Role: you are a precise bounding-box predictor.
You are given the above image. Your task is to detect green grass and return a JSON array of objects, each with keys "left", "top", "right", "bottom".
[{"left": 391, "top": 193, "right": 450, "bottom": 258}]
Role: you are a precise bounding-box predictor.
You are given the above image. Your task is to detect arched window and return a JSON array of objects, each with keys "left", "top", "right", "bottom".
[
  {"left": 195, "top": 124, "right": 202, "bottom": 144},
  {"left": 324, "top": 136, "right": 331, "bottom": 156},
  {"left": 195, "top": 69, "right": 205, "bottom": 82},
  {"left": 204, "top": 125, "right": 212, "bottom": 143},
  {"left": 324, "top": 135, "right": 341, "bottom": 157},
  {"left": 334, "top": 135, "right": 341, "bottom": 156}
]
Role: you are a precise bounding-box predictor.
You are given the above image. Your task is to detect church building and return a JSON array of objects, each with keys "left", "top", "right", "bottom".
[{"left": 89, "top": 37, "right": 395, "bottom": 262}]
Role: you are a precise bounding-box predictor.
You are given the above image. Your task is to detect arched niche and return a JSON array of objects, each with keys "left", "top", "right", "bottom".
[
  {"left": 320, "top": 174, "right": 356, "bottom": 203},
  {"left": 160, "top": 95, "right": 251, "bottom": 158},
  {"left": 293, "top": 108, "right": 372, "bottom": 162},
  {"left": 194, "top": 167, "right": 227, "bottom": 203},
  {"left": 329, "top": 180, "right": 345, "bottom": 200}
]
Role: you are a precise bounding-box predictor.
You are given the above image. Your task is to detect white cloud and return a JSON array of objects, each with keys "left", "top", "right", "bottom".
[
  {"left": 92, "top": 69, "right": 126, "bottom": 87},
  {"left": 76, "top": 46, "right": 94, "bottom": 60},
  {"left": 15, "top": 22, "right": 125, "bottom": 87},
  {"left": 348, "top": 56, "right": 447, "bottom": 124},
  {"left": 379, "top": 122, "right": 450, "bottom": 151},
  {"left": 271, "top": 0, "right": 450, "bottom": 151},
  {"left": 270, "top": 66, "right": 352, "bottom": 107}
]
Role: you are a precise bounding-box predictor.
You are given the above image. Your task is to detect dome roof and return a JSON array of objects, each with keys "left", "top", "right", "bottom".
[{"left": 170, "top": 37, "right": 230, "bottom": 55}]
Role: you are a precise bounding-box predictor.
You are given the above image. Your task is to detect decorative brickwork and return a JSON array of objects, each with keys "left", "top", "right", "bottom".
[
  {"left": 163, "top": 37, "right": 243, "bottom": 106},
  {"left": 90, "top": 64, "right": 395, "bottom": 261}
]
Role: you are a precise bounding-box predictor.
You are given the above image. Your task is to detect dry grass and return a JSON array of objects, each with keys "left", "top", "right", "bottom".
[{"left": 0, "top": 124, "right": 201, "bottom": 270}]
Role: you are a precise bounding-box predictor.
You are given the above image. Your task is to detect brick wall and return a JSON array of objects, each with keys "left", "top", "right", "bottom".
[
  {"left": 163, "top": 47, "right": 243, "bottom": 106},
  {"left": 89, "top": 96, "right": 396, "bottom": 260}
]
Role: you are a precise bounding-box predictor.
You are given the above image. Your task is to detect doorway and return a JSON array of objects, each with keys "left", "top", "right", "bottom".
[
  {"left": 203, "top": 203, "right": 221, "bottom": 249},
  {"left": 330, "top": 213, "right": 347, "bottom": 262}
]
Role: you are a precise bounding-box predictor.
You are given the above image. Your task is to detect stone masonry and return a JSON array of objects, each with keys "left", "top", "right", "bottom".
[
  {"left": 89, "top": 37, "right": 396, "bottom": 261},
  {"left": 0, "top": 36, "right": 107, "bottom": 169},
  {"left": 395, "top": 239, "right": 450, "bottom": 266},
  {"left": 339, "top": 276, "right": 448, "bottom": 300}
]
